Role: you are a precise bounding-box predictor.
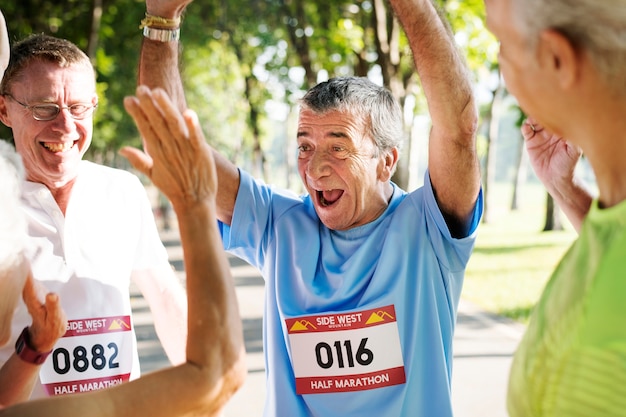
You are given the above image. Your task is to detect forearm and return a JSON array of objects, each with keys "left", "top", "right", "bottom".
[
  {"left": 0, "top": 354, "right": 40, "bottom": 406},
  {"left": 389, "top": 0, "right": 480, "bottom": 231},
  {"left": 138, "top": 2, "right": 188, "bottom": 111},
  {"left": 175, "top": 200, "right": 246, "bottom": 409},
  {"left": 546, "top": 177, "right": 593, "bottom": 232},
  {"left": 388, "top": 0, "right": 476, "bottom": 136},
  {"left": 175, "top": 201, "right": 244, "bottom": 366},
  {"left": 139, "top": 40, "right": 186, "bottom": 111}
]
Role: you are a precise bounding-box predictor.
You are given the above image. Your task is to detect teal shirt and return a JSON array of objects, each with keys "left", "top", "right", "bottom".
[{"left": 508, "top": 199, "right": 626, "bottom": 416}]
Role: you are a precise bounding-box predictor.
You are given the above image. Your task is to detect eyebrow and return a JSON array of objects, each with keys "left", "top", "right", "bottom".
[{"left": 296, "top": 129, "right": 350, "bottom": 139}]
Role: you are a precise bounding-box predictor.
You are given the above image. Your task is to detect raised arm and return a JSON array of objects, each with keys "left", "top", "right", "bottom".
[
  {"left": 138, "top": 0, "right": 189, "bottom": 110},
  {"left": 138, "top": 0, "right": 240, "bottom": 225},
  {"left": 388, "top": 0, "right": 480, "bottom": 237}
]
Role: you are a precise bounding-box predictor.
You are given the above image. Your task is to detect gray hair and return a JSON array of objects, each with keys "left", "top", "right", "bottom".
[
  {"left": 300, "top": 77, "right": 404, "bottom": 155},
  {"left": 513, "top": 0, "right": 626, "bottom": 93}
]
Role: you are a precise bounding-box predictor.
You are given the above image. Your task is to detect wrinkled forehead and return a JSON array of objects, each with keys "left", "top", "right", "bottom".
[
  {"left": 10, "top": 60, "right": 96, "bottom": 95},
  {"left": 3, "top": 57, "right": 96, "bottom": 96}
]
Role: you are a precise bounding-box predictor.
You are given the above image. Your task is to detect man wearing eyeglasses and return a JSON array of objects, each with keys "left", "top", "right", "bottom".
[{"left": 0, "top": 33, "right": 187, "bottom": 402}]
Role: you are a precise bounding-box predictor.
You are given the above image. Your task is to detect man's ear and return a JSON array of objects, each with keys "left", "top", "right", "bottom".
[
  {"left": 378, "top": 147, "right": 399, "bottom": 182},
  {"left": 0, "top": 96, "right": 11, "bottom": 128},
  {"left": 538, "top": 29, "right": 579, "bottom": 90}
]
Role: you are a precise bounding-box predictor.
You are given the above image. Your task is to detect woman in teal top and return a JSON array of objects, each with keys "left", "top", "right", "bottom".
[{"left": 484, "top": 0, "right": 626, "bottom": 415}]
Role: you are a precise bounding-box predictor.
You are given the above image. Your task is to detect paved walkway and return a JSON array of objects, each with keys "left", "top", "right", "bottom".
[{"left": 132, "top": 227, "right": 525, "bottom": 416}]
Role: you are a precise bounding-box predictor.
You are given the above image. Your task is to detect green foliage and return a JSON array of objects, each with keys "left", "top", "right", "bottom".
[
  {"left": 2, "top": 0, "right": 500, "bottom": 176},
  {"left": 443, "top": 0, "right": 499, "bottom": 76},
  {"left": 182, "top": 39, "right": 248, "bottom": 161}
]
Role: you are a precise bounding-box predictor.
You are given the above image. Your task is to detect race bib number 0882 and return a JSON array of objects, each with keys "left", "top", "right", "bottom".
[{"left": 40, "top": 315, "right": 134, "bottom": 396}]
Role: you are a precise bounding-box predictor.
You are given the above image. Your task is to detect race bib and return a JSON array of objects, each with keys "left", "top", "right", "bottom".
[
  {"left": 40, "top": 315, "right": 134, "bottom": 396},
  {"left": 286, "top": 305, "right": 406, "bottom": 394}
]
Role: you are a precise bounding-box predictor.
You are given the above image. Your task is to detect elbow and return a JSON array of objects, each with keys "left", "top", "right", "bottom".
[
  {"left": 433, "top": 92, "right": 478, "bottom": 148},
  {"left": 458, "top": 93, "right": 479, "bottom": 144},
  {"left": 188, "top": 347, "right": 248, "bottom": 416}
]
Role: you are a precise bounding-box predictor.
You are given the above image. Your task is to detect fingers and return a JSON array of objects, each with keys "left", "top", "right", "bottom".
[
  {"left": 23, "top": 274, "right": 67, "bottom": 352},
  {"left": 119, "top": 146, "right": 153, "bottom": 177},
  {"left": 123, "top": 86, "right": 218, "bottom": 206},
  {"left": 183, "top": 108, "right": 203, "bottom": 149},
  {"left": 521, "top": 118, "right": 544, "bottom": 141},
  {"left": 125, "top": 86, "right": 190, "bottom": 164},
  {"left": 31, "top": 291, "right": 67, "bottom": 352}
]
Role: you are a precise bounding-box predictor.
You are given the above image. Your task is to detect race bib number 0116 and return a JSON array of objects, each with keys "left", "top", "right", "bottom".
[
  {"left": 39, "top": 315, "right": 134, "bottom": 396},
  {"left": 286, "top": 305, "right": 406, "bottom": 394}
]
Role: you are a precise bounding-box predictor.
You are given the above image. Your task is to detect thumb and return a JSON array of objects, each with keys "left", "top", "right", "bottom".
[{"left": 119, "top": 146, "right": 153, "bottom": 177}]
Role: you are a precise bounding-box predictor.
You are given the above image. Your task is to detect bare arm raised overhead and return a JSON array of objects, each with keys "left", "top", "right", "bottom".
[
  {"left": 388, "top": 0, "right": 481, "bottom": 237},
  {"left": 138, "top": 0, "right": 240, "bottom": 225}
]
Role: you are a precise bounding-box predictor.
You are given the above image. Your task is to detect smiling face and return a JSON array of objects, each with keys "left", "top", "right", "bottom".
[
  {"left": 297, "top": 107, "right": 396, "bottom": 231},
  {"left": 0, "top": 60, "right": 96, "bottom": 190}
]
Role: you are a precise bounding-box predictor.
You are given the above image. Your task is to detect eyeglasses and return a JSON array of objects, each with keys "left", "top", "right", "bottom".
[{"left": 3, "top": 94, "right": 98, "bottom": 121}]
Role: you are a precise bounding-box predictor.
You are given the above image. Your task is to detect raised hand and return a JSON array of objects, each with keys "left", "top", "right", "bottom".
[
  {"left": 22, "top": 273, "right": 67, "bottom": 353},
  {"left": 120, "top": 86, "right": 218, "bottom": 211},
  {"left": 522, "top": 118, "right": 582, "bottom": 189}
]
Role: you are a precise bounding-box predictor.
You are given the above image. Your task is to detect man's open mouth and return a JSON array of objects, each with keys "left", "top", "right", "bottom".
[{"left": 318, "top": 189, "right": 343, "bottom": 207}]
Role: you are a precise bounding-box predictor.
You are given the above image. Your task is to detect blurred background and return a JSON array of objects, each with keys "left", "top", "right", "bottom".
[{"left": 1, "top": 0, "right": 596, "bottom": 321}]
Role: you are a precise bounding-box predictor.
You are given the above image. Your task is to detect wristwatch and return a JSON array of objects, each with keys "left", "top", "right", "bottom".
[
  {"left": 143, "top": 26, "right": 180, "bottom": 42},
  {"left": 15, "top": 327, "right": 52, "bottom": 365}
]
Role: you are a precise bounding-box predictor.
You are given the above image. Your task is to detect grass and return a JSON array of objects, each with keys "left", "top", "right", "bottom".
[{"left": 463, "top": 182, "right": 578, "bottom": 323}]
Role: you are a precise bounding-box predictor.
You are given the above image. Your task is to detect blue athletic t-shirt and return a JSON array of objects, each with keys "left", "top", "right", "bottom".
[{"left": 220, "top": 169, "right": 482, "bottom": 417}]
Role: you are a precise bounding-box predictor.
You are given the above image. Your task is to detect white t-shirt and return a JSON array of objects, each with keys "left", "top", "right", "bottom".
[{"left": 0, "top": 161, "right": 170, "bottom": 398}]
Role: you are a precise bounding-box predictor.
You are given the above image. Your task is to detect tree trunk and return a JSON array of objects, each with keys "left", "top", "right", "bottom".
[
  {"left": 481, "top": 76, "right": 505, "bottom": 224},
  {"left": 543, "top": 192, "right": 564, "bottom": 231},
  {"left": 373, "top": 0, "right": 412, "bottom": 190},
  {"left": 510, "top": 133, "right": 528, "bottom": 211},
  {"left": 281, "top": 0, "right": 317, "bottom": 88},
  {"left": 86, "top": 0, "right": 103, "bottom": 61}
]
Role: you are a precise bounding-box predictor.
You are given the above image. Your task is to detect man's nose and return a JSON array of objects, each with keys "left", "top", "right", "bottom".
[
  {"left": 307, "top": 150, "right": 332, "bottom": 179},
  {"left": 49, "top": 108, "right": 77, "bottom": 130}
]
